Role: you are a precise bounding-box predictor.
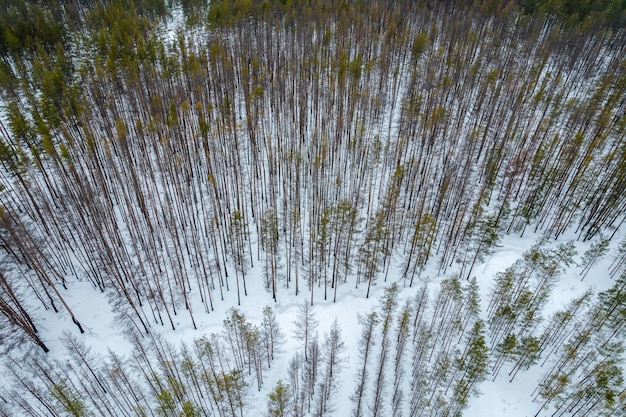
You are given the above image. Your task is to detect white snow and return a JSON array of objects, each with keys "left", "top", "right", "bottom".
[{"left": 6, "top": 224, "right": 618, "bottom": 417}]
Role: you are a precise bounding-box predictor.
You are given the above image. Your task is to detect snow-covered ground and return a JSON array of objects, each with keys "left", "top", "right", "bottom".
[{"left": 13, "top": 225, "right": 621, "bottom": 417}]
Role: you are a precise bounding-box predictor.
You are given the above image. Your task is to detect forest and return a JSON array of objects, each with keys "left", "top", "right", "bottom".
[{"left": 0, "top": 0, "right": 625, "bottom": 416}]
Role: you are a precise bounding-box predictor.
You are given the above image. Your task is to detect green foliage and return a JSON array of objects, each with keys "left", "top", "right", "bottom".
[
  {"left": 415, "top": 214, "right": 437, "bottom": 264},
  {"left": 464, "top": 277, "right": 481, "bottom": 319},
  {"left": 229, "top": 211, "right": 250, "bottom": 277},
  {"left": 0, "top": 136, "right": 25, "bottom": 172},
  {"left": 156, "top": 390, "right": 176, "bottom": 417},
  {"left": 597, "top": 273, "right": 626, "bottom": 334},
  {"left": 205, "top": 0, "right": 391, "bottom": 27},
  {"left": 379, "top": 283, "right": 399, "bottom": 331},
  {"left": 260, "top": 210, "right": 280, "bottom": 251},
  {"left": 134, "top": 405, "right": 148, "bottom": 417},
  {"left": 0, "top": 58, "right": 17, "bottom": 92},
  {"left": 328, "top": 199, "right": 361, "bottom": 281},
  {"left": 515, "top": 336, "right": 541, "bottom": 370},
  {"left": 180, "top": 0, "right": 210, "bottom": 26},
  {"left": 87, "top": 0, "right": 167, "bottom": 25},
  {"left": 35, "top": 50, "right": 74, "bottom": 128},
  {"left": 207, "top": 0, "right": 257, "bottom": 25},
  {"left": 349, "top": 54, "right": 364, "bottom": 80},
  {"left": 580, "top": 235, "right": 611, "bottom": 279},
  {"left": 50, "top": 383, "right": 87, "bottom": 417},
  {"left": 6, "top": 102, "right": 35, "bottom": 146},
  {"left": 411, "top": 32, "right": 429, "bottom": 60},
  {"left": 405, "top": 213, "right": 437, "bottom": 286},
  {"left": 476, "top": 213, "right": 501, "bottom": 254},
  {"left": 86, "top": 0, "right": 158, "bottom": 69},
  {"left": 215, "top": 368, "right": 248, "bottom": 411},
  {"left": 359, "top": 210, "right": 390, "bottom": 291},
  {"left": 538, "top": 372, "right": 570, "bottom": 403},
  {"left": 464, "top": 320, "right": 490, "bottom": 381},
  {"left": 523, "top": 240, "right": 577, "bottom": 278},
  {"left": 577, "top": 355, "right": 624, "bottom": 411},
  {"left": 0, "top": 1, "right": 67, "bottom": 56},
  {"left": 267, "top": 380, "right": 292, "bottom": 417},
  {"left": 180, "top": 401, "right": 201, "bottom": 417},
  {"left": 498, "top": 333, "right": 518, "bottom": 355},
  {"left": 520, "top": 0, "right": 626, "bottom": 28}
]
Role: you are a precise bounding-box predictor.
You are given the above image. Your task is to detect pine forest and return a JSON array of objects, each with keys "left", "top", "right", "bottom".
[{"left": 0, "top": 0, "right": 625, "bottom": 416}]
